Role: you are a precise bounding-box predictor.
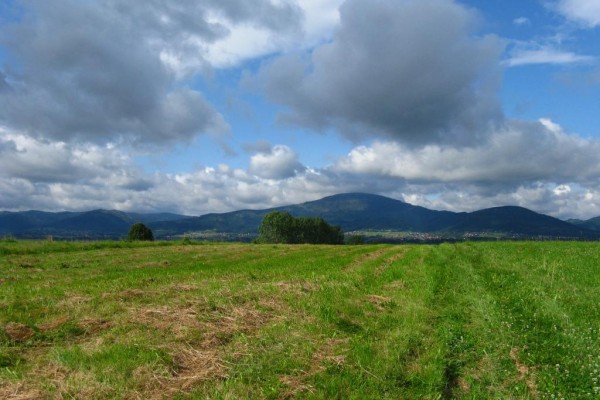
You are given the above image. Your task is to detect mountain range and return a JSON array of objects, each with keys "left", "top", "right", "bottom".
[{"left": 1, "top": 193, "right": 598, "bottom": 241}]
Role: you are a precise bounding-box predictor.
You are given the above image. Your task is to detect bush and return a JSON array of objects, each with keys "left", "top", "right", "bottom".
[{"left": 127, "top": 223, "right": 154, "bottom": 241}]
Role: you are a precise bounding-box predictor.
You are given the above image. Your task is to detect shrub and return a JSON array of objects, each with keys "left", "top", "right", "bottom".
[{"left": 127, "top": 223, "right": 154, "bottom": 241}]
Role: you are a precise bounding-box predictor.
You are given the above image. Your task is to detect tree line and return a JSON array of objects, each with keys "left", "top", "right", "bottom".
[{"left": 256, "top": 211, "right": 344, "bottom": 244}]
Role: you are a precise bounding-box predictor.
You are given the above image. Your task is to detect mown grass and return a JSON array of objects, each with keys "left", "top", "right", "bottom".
[{"left": 0, "top": 240, "right": 599, "bottom": 399}]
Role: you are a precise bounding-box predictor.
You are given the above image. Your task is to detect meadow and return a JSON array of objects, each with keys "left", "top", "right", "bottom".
[{"left": 0, "top": 240, "right": 599, "bottom": 399}]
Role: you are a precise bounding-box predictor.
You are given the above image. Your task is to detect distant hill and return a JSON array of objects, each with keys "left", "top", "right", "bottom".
[
  {"left": 0, "top": 209, "right": 187, "bottom": 239},
  {"left": 151, "top": 193, "right": 594, "bottom": 240},
  {"left": 1, "top": 193, "right": 596, "bottom": 240},
  {"left": 567, "top": 216, "right": 600, "bottom": 232},
  {"left": 149, "top": 193, "right": 461, "bottom": 237},
  {"left": 446, "top": 206, "right": 588, "bottom": 236}
]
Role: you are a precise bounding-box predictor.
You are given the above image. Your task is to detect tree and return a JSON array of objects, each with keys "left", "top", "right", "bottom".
[
  {"left": 257, "top": 211, "right": 295, "bottom": 243},
  {"left": 346, "top": 234, "right": 365, "bottom": 245},
  {"left": 257, "top": 212, "right": 343, "bottom": 244},
  {"left": 127, "top": 222, "right": 154, "bottom": 241}
]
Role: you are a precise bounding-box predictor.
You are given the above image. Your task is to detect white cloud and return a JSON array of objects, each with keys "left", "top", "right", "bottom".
[
  {"left": 554, "top": 0, "right": 600, "bottom": 27},
  {"left": 4, "top": 115, "right": 600, "bottom": 220},
  {"left": 0, "top": 127, "right": 138, "bottom": 184},
  {"left": 554, "top": 184, "right": 571, "bottom": 195},
  {"left": 506, "top": 46, "right": 594, "bottom": 67},
  {"left": 334, "top": 119, "right": 600, "bottom": 184},
  {"left": 188, "top": 0, "right": 344, "bottom": 69},
  {"left": 248, "top": 144, "right": 305, "bottom": 179},
  {"left": 513, "top": 17, "right": 530, "bottom": 26}
]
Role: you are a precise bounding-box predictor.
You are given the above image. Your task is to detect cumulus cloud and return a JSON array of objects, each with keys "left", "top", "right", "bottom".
[
  {"left": 0, "top": 0, "right": 306, "bottom": 147},
  {"left": 334, "top": 119, "right": 600, "bottom": 185},
  {"left": 0, "top": 1, "right": 225, "bottom": 146},
  {"left": 2, "top": 0, "right": 600, "bottom": 222},
  {"left": 4, "top": 114, "right": 600, "bottom": 220},
  {"left": 253, "top": 0, "right": 505, "bottom": 145},
  {"left": 0, "top": 127, "right": 148, "bottom": 186},
  {"left": 553, "top": 0, "right": 600, "bottom": 27},
  {"left": 248, "top": 144, "right": 306, "bottom": 179}
]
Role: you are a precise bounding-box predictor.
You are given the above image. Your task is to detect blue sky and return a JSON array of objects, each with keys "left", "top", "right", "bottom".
[{"left": 1, "top": 0, "right": 600, "bottom": 219}]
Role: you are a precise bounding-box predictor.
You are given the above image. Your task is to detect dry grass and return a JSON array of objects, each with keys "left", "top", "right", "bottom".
[
  {"left": 4, "top": 322, "right": 35, "bottom": 342},
  {"left": 278, "top": 337, "right": 349, "bottom": 399},
  {"left": 0, "top": 383, "right": 46, "bottom": 400},
  {"left": 78, "top": 318, "right": 113, "bottom": 335},
  {"left": 123, "top": 299, "right": 280, "bottom": 398},
  {"left": 509, "top": 347, "right": 538, "bottom": 398},
  {"left": 37, "top": 316, "right": 70, "bottom": 333},
  {"left": 366, "top": 294, "right": 394, "bottom": 310},
  {"left": 343, "top": 248, "right": 391, "bottom": 271}
]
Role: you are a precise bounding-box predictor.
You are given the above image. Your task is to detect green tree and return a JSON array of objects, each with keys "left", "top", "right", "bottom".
[
  {"left": 257, "top": 211, "right": 296, "bottom": 243},
  {"left": 346, "top": 234, "right": 365, "bottom": 245},
  {"left": 127, "top": 223, "right": 154, "bottom": 241},
  {"left": 257, "top": 212, "right": 343, "bottom": 244}
]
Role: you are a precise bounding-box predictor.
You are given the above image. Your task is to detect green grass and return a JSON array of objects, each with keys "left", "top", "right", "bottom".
[{"left": 0, "top": 240, "right": 599, "bottom": 399}]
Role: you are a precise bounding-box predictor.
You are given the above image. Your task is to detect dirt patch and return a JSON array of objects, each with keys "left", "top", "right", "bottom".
[
  {"left": 509, "top": 347, "right": 538, "bottom": 398},
  {"left": 4, "top": 322, "right": 35, "bottom": 342},
  {"left": 37, "top": 316, "right": 70, "bottom": 333}
]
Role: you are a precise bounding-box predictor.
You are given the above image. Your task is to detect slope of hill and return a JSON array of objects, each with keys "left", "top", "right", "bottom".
[
  {"left": 568, "top": 216, "right": 600, "bottom": 232},
  {"left": 447, "top": 206, "right": 590, "bottom": 237},
  {"left": 1, "top": 193, "right": 596, "bottom": 240}
]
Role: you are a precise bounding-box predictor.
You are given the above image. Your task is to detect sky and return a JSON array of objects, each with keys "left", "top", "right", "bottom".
[{"left": 1, "top": 0, "right": 600, "bottom": 219}]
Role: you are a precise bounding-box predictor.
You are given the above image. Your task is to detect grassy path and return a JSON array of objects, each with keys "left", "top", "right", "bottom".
[{"left": 1, "top": 241, "right": 599, "bottom": 398}]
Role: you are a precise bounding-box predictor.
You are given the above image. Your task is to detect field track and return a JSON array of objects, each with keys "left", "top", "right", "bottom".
[{"left": 1, "top": 241, "right": 599, "bottom": 399}]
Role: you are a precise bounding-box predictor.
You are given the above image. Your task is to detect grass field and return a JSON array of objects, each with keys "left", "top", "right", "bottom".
[{"left": 1, "top": 240, "right": 599, "bottom": 399}]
